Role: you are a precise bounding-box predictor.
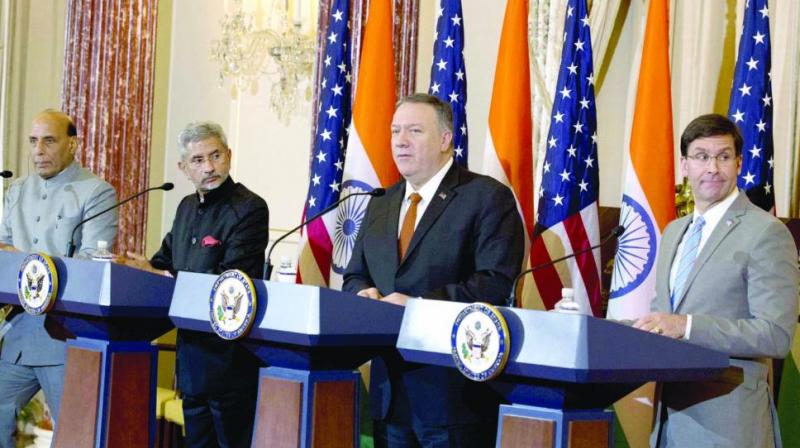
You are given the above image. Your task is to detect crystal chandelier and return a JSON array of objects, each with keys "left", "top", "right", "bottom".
[{"left": 211, "top": 0, "right": 315, "bottom": 124}]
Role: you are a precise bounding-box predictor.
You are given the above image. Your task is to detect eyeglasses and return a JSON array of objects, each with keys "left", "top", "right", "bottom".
[
  {"left": 187, "top": 151, "right": 227, "bottom": 168},
  {"left": 684, "top": 153, "right": 738, "bottom": 165}
]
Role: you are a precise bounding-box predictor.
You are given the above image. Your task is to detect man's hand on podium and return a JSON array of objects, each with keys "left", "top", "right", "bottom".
[
  {"left": 0, "top": 243, "right": 18, "bottom": 252},
  {"left": 116, "top": 252, "right": 172, "bottom": 277},
  {"left": 380, "top": 292, "right": 410, "bottom": 306},
  {"left": 355, "top": 287, "right": 409, "bottom": 306},
  {"left": 356, "top": 287, "right": 380, "bottom": 299},
  {"left": 633, "top": 312, "right": 687, "bottom": 339}
]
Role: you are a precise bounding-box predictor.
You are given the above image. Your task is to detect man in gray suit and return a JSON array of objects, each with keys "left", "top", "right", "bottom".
[
  {"left": 634, "top": 114, "right": 799, "bottom": 447},
  {"left": 0, "top": 110, "right": 118, "bottom": 447}
]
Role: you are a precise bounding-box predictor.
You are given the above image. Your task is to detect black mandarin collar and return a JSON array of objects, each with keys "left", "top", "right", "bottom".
[{"left": 196, "top": 176, "right": 235, "bottom": 208}]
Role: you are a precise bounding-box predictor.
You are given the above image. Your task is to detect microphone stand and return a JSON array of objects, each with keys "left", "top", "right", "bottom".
[
  {"left": 263, "top": 188, "right": 385, "bottom": 280},
  {"left": 508, "top": 225, "right": 625, "bottom": 307},
  {"left": 66, "top": 183, "right": 174, "bottom": 257}
]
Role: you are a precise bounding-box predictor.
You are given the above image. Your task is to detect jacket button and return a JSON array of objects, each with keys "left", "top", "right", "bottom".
[{"left": 32, "top": 238, "right": 38, "bottom": 244}]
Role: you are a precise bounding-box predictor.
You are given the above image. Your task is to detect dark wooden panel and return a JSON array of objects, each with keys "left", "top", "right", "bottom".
[
  {"left": 568, "top": 420, "right": 610, "bottom": 448},
  {"left": 105, "top": 352, "right": 152, "bottom": 447},
  {"left": 311, "top": 380, "right": 355, "bottom": 448},
  {"left": 499, "top": 414, "right": 555, "bottom": 448},
  {"left": 254, "top": 376, "right": 302, "bottom": 447},
  {"left": 53, "top": 346, "right": 101, "bottom": 448}
]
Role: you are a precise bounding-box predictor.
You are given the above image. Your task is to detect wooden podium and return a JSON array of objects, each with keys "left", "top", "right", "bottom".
[
  {"left": 0, "top": 252, "right": 175, "bottom": 448},
  {"left": 397, "top": 299, "right": 729, "bottom": 448},
  {"left": 169, "top": 273, "right": 404, "bottom": 448}
]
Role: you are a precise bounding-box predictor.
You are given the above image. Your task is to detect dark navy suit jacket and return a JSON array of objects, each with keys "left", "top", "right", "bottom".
[
  {"left": 151, "top": 177, "right": 268, "bottom": 395},
  {"left": 343, "top": 163, "right": 524, "bottom": 426}
]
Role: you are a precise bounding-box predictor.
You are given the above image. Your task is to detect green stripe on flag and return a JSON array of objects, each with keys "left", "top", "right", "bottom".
[{"left": 779, "top": 352, "right": 800, "bottom": 445}]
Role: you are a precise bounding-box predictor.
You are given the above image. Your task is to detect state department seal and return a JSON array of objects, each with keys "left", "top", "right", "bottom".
[
  {"left": 17, "top": 253, "right": 58, "bottom": 315},
  {"left": 451, "top": 303, "right": 510, "bottom": 382},
  {"left": 209, "top": 269, "right": 257, "bottom": 340}
]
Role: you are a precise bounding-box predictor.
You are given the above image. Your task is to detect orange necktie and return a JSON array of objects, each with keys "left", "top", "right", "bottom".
[{"left": 398, "top": 193, "right": 422, "bottom": 260}]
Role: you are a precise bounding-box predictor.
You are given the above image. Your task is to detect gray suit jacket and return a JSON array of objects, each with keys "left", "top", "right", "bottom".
[
  {"left": 0, "top": 161, "right": 117, "bottom": 366},
  {"left": 651, "top": 193, "right": 798, "bottom": 448}
]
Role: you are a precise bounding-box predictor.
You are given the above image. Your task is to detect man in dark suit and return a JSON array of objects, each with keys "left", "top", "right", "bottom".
[
  {"left": 123, "top": 121, "right": 268, "bottom": 447},
  {"left": 344, "top": 94, "right": 524, "bottom": 447}
]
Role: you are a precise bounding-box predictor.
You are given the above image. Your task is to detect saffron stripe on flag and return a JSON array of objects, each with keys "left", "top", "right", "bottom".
[{"left": 481, "top": 0, "right": 534, "bottom": 308}]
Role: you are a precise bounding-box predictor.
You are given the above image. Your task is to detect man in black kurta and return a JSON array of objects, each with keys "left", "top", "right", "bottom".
[{"left": 130, "top": 121, "right": 268, "bottom": 447}]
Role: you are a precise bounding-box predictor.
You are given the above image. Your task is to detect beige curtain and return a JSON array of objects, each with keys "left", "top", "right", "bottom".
[
  {"left": 671, "top": 1, "right": 728, "bottom": 138},
  {"left": 769, "top": 0, "right": 800, "bottom": 217}
]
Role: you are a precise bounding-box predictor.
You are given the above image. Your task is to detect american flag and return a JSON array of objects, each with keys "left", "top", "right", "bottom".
[
  {"left": 296, "top": 0, "right": 352, "bottom": 286},
  {"left": 728, "top": 0, "right": 774, "bottom": 212},
  {"left": 532, "top": 0, "right": 601, "bottom": 315},
  {"left": 429, "top": 0, "right": 468, "bottom": 166}
]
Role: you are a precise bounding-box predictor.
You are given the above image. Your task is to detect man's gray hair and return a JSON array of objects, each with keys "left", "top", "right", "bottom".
[{"left": 178, "top": 121, "right": 228, "bottom": 158}]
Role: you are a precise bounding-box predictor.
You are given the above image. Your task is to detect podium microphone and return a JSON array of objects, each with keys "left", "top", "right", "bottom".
[
  {"left": 263, "top": 187, "right": 386, "bottom": 280},
  {"left": 508, "top": 225, "right": 625, "bottom": 306},
  {"left": 66, "top": 182, "right": 174, "bottom": 257},
  {"left": 0, "top": 170, "right": 12, "bottom": 178}
]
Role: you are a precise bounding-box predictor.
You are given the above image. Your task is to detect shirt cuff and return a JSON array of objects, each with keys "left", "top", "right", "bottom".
[{"left": 683, "top": 314, "right": 693, "bottom": 340}]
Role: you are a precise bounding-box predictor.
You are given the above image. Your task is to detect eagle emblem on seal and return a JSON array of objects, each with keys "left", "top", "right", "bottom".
[
  {"left": 217, "top": 286, "right": 243, "bottom": 323},
  {"left": 24, "top": 266, "right": 45, "bottom": 302}
]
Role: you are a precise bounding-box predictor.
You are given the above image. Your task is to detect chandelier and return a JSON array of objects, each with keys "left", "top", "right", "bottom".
[{"left": 211, "top": 0, "right": 315, "bottom": 123}]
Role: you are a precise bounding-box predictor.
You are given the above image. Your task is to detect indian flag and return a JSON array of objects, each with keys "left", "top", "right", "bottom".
[
  {"left": 481, "top": 0, "right": 535, "bottom": 308},
  {"left": 607, "top": 0, "right": 675, "bottom": 446},
  {"left": 328, "top": 0, "right": 399, "bottom": 289}
]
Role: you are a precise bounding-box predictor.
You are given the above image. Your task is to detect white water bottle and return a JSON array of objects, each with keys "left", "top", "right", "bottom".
[
  {"left": 276, "top": 256, "right": 296, "bottom": 283},
  {"left": 554, "top": 288, "right": 583, "bottom": 314},
  {"left": 91, "top": 240, "right": 113, "bottom": 262}
]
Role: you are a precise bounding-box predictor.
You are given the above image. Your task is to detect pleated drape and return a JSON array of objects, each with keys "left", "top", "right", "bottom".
[{"left": 61, "top": 0, "right": 158, "bottom": 255}]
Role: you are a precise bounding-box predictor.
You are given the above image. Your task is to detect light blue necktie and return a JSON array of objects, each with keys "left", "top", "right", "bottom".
[{"left": 671, "top": 216, "right": 706, "bottom": 310}]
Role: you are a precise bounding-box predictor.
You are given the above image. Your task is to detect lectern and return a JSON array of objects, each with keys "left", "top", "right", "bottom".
[
  {"left": 169, "top": 272, "right": 404, "bottom": 447},
  {"left": 397, "top": 299, "right": 729, "bottom": 448},
  {"left": 0, "top": 252, "right": 175, "bottom": 447}
]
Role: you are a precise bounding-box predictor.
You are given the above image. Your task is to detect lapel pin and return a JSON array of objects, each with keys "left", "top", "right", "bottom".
[
  {"left": 726, "top": 219, "right": 733, "bottom": 227},
  {"left": 438, "top": 192, "right": 447, "bottom": 200}
]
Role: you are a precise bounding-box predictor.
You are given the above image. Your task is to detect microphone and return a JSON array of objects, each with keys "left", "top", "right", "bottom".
[
  {"left": 263, "top": 187, "right": 386, "bottom": 280},
  {"left": 1, "top": 170, "right": 12, "bottom": 178},
  {"left": 66, "top": 182, "right": 174, "bottom": 257},
  {"left": 508, "top": 225, "right": 625, "bottom": 306}
]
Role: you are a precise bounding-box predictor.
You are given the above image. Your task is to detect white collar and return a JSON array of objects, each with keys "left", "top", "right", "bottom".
[
  {"left": 692, "top": 188, "right": 739, "bottom": 229},
  {"left": 403, "top": 158, "right": 453, "bottom": 203}
]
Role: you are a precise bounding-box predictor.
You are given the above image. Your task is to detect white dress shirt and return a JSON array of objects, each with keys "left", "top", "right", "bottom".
[
  {"left": 670, "top": 188, "right": 739, "bottom": 339},
  {"left": 397, "top": 158, "right": 454, "bottom": 236}
]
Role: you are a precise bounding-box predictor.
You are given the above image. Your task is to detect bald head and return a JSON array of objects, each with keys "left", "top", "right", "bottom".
[{"left": 29, "top": 110, "right": 77, "bottom": 178}]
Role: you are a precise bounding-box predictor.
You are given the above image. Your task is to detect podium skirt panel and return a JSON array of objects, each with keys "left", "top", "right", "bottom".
[
  {"left": 0, "top": 361, "right": 64, "bottom": 448},
  {"left": 496, "top": 404, "right": 614, "bottom": 448}
]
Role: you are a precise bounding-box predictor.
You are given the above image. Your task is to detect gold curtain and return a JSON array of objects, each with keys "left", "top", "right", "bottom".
[{"left": 61, "top": 0, "right": 158, "bottom": 255}]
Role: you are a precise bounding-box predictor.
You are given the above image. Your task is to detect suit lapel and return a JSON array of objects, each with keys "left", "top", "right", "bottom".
[
  {"left": 659, "top": 217, "right": 691, "bottom": 310},
  {"left": 382, "top": 184, "right": 404, "bottom": 274},
  {"left": 400, "top": 164, "right": 459, "bottom": 266},
  {"left": 673, "top": 194, "right": 747, "bottom": 311}
]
